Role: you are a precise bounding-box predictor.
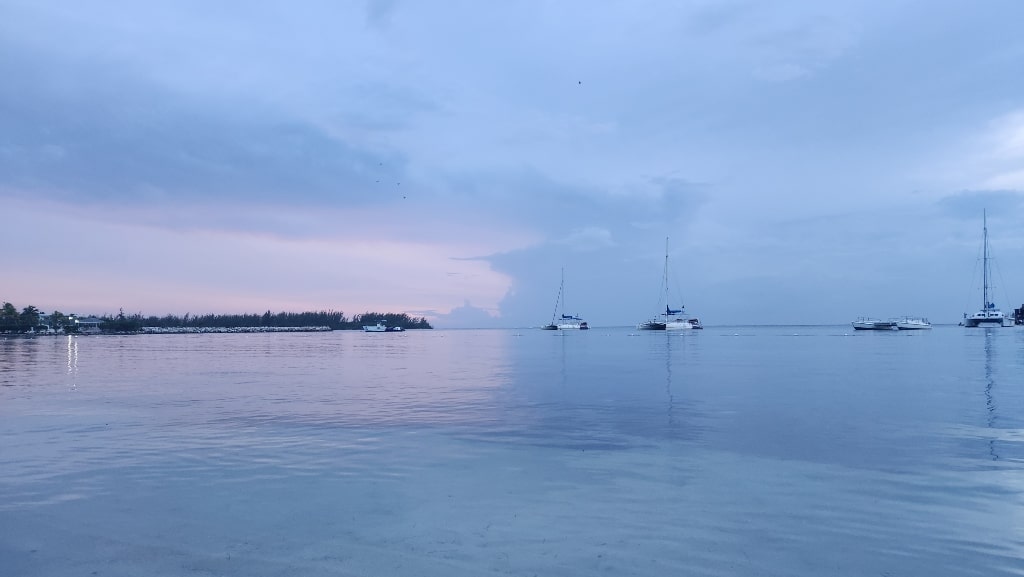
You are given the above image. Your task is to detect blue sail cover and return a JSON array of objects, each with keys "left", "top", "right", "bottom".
[
  {"left": 666, "top": 306, "right": 682, "bottom": 315},
  {"left": 561, "top": 314, "right": 581, "bottom": 320}
]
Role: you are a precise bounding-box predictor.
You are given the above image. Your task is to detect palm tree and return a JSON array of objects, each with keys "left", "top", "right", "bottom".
[
  {"left": 19, "top": 305, "right": 40, "bottom": 331},
  {"left": 1, "top": 302, "right": 19, "bottom": 332}
]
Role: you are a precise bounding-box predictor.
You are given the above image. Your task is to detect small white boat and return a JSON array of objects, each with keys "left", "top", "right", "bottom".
[
  {"left": 896, "top": 317, "right": 931, "bottom": 330},
  {"left": 851, "top": 317, "right": 897, "bottom": 330},
  {"left": 362, "top": 321, "right": 404, "bottom": 332}
]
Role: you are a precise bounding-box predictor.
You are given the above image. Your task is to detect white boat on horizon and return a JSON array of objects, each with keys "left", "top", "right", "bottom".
[
  {"left": 542, "top": 268, "right": 589, "bottom": 330},
  {"left": 362, "top": 320, "right": 404, "bottom": 332},
  {"left": 962, "top": 210, "right": 1013, "bottom": 328},
  {"left": 636, "top": 319, "right": 667, "bottom": 331},
  {"left": 896, "top": 317, "right": 931, "bottom": 330},
  {"left": 852, "top": 317, "right": 897, "bottom": 330},
  {"left": 637, "top": 238, "right": 702, "bottom": 331}
]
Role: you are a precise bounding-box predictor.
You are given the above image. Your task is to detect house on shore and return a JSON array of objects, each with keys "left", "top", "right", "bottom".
[{"left": 71, "top": 315, "right": 103, "bottom": 333}]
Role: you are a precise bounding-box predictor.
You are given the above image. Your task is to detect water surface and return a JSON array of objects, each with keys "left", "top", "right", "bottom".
[{"left": 2, "top": 326, "right": 1023, "bottom": 576}]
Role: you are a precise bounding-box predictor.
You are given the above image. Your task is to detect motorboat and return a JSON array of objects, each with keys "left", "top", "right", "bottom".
[
  {"left": 895, "top": 317, "right": 931, "bottom": 330},
  {"left": 362, "top": 321, "right": 404, "bottom": 332},
  {"left": 851, "top": 317, "right": 897, "bottom": 330},
  {"left": 636, "top": 319, "right": 667, "bottom": 331}
]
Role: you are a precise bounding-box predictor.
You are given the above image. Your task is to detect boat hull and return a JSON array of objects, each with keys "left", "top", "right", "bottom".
[
  {"left": 665, "top": 318, "right": 703, "bottom": 330},
  {"left": 963, "top": 315, "right": 1013, "bottom": 328},
  {"left": 362, "top": 323, "right": 404, "bottom": 332},
  {"left": 896, "top": 319, "right": 931, "bottom": 330},
  {"left": 542, "top": 323, "right": 589, "bottom": 330},
  {"left": 852, "top": 319, "right": 896, "bottom": 330}
]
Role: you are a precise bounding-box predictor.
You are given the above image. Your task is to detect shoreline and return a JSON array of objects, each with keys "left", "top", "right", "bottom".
[
  {"left": 139, "top": 326, "right": 333, "bottom": 334},
  {"left": 6, "top": 326, "right": 339, "bottom": 336}
]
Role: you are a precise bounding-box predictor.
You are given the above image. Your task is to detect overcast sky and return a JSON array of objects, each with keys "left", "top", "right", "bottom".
[{"left": 3, "top": 0, "right": 1024, "bottom": 327}]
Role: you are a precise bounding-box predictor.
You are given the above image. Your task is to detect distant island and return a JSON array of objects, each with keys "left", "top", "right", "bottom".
[{"left": 0, "top": 302, "right": 431, "bottom": 334}]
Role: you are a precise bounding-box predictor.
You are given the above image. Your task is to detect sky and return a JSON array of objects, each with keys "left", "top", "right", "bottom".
[{"left": 3, "top": 0, "right": 1024, "bottom": 327}]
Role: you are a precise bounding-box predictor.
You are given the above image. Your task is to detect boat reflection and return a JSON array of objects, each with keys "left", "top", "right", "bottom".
[
  {"left": 665, "top": 333, "right": 674, "bottom": 426},
  {"left": 67, "top": 335, "right": 79, "bottom": 391},
  {"left": 983, "top": 329, "right": 998, "bottom": 460}
]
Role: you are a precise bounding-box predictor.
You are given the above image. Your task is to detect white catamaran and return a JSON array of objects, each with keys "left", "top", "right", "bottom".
[
  {"left": 542, "top": 268, "right": 589, "bottom": 330},
  {"left": 637, "top": 238, "right": 703, "bottom": 331},
  {"left": 963, "top": 210, "right": 1013, "bottom": 328}
]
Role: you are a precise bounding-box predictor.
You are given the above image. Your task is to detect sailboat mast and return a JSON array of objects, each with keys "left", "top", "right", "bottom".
[
  {"left": 562, "top": 267, "right": 566, "bottom": 318},
  {"left": 550, "top": 268, "right": 563, "bottom": 323},
  {"left": 983, "top": 210, "right": 990, "bottom": 309},
  {"left": 664, "top": 237, "right": 670, "bottom": 303}
]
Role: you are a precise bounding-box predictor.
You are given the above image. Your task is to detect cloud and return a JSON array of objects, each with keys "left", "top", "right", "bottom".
[
  {"left": 0, "top": 44, "right": 411, "bottom": 210},
  {"left": 433, "top": 300, "right": 504, "bottom": 329},
  {"left": 366, "top": 0, "right": 399, "bottom": 27},
  {"left": 4, "top": 1, "right": 1024, "bottom": 326},
  {"left": 977, "top": 110, "right": 1024, "bottom": 190},
  {"left": 989, "top": 110, "right": 1024, "bottom": 159},
  {"left": 937, "top": 190, "right": 1024, "bottom": 221},
  {"left": 554, "top": 227, "right": 616, "bottom": 252},
  {"left": 753, "top": 62, "right": 810, "bottom": 82}
]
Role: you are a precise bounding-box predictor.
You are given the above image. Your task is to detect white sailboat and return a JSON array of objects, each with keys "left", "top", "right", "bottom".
[
  {"left": 963, "top": 210, "right": 1013, "bottom": 328},
  {"left": 541, "top": 268, "right": 589, "bottom": 330},
  {"left": 637, "top": 238, "right": 703, "bottom": 331}
]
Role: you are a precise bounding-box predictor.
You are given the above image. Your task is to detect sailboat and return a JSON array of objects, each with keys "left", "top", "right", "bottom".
[
  {"left": 963, "top": 210, "right": 1013, "bottom": 328},
  {"left": 637, "top": 238, "right": 703, "bottom": 331},
  {"left": 541, "top": 268, "right": 589, "bottom": 330}
]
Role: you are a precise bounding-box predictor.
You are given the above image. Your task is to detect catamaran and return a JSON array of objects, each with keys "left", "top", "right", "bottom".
[
  {"left": 541, "top": 268, "right": 589, "bottom": 330},
  {"left": 962, "top": 210, "right": 1013, "bottom": 328},
  {"left": 637, "top": 238, "right": 703, "bottom": 331}
]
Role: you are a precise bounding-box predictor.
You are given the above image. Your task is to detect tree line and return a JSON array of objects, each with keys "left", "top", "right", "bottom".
[
  {"left": 1, "top": 303, "right": 44, "bottom": 332},
  {"left": 0, "top": 302, "right": 431, "bottom": 333}
]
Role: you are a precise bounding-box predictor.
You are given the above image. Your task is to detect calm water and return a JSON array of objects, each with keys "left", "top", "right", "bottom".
[{"left": 2, "top": 326, "right": 1023, "bottom": 576}]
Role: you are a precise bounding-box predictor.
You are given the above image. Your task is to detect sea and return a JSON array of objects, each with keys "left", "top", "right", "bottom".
[{"left": 2, "top": 325, "right": 1023, "bottom": 576}]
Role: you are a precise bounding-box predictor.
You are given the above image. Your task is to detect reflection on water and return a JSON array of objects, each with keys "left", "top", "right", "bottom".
[
  {"left": 984, "top": 329, "right": 998, "bottom": 460},
  {"left": 665, "top": 335, "right": 674, "bottom": 426},
  {"left": 66, "top": 335, "right": 78, "bottom": 391}
]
